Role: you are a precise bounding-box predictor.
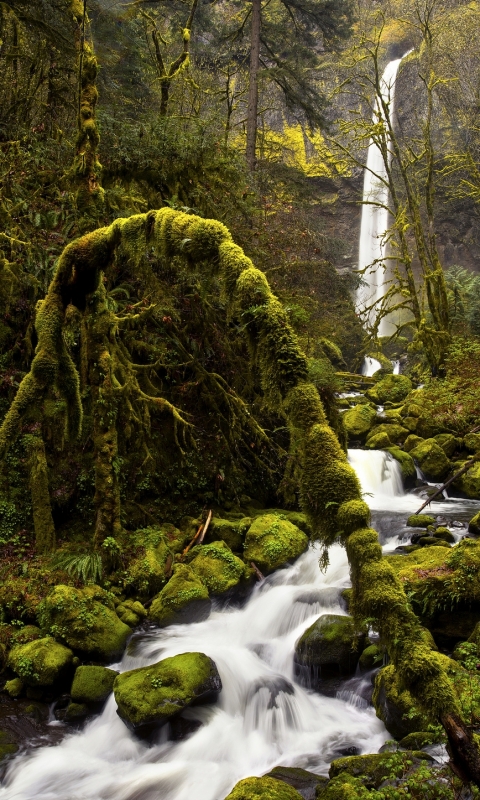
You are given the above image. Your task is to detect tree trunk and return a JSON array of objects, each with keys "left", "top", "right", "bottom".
[
  {"left": 246, "top": 0, "right": 261, "bottom": 171},
  {"left": 29, "top": 435, "right": 56, "bottom": 554}
]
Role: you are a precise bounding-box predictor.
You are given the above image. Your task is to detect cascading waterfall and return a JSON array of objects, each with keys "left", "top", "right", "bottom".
[{"left": 356, "top": 54, "right": 410, "bottom": 338}]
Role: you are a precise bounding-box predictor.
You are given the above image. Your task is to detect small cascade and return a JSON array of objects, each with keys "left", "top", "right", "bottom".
[
  {"left": 356, "top": 53, "right": 411, "bottom": 336},
  {"left": 361, "top": 356, "right": 381, "bottom": 377},
  {"left": 348, "top": 449, "right": 404, "bottom": 501}
]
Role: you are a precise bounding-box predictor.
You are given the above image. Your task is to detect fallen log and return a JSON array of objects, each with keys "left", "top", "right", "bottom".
[{"left": 414, "top": 456, "right": 478, "bottom": 515}]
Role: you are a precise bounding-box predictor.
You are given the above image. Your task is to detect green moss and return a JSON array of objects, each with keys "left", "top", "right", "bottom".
[
  {"left": 373, "top": 664, "right": 433, "bottom": 738},
  {"left": 113, "top": 651, "right": 221, "bottom": 733},
  {"left": 342, "top": 404, "right": 377, "bottom": 438},
  {"left": 295, "top": 614, "right": 363, "bottom": 678},
  {"left": 409, "top": 439, "right": 451, "bottom": 480},
  {"left": 329, "top": 752, "right": 431, "bottom": 788},
  {"left": 407, "top": 514, "right": 435, "bottom": 528},
  {"left": 386, "top": 447, "right": 416, "bottom": 482},
  {"left": 359, "top": 644, "right": 383, "bottom": 670},
  {"left": 337, "top": 500, "right": 371, "bottom": 538},
  {"left": 186, "top": 540, "right": 246, "bottom": 595},
  {"left": 399, "top": 731, "right": 445, "bottom": 749},
  {"left": 224, "top": 776, "right": 303, "bottom": 800},
  {"left": 71, "top": 665, "right": 118, "bottom": 703},
  {"left": 8, "top": 636, "right": 73, "bottom": 687},
  {"left": 4, "top": 678, "right": 24, "bottom": 698},
  {"left": 64, "top": 702, "right": 89, "bottom": 721},
  {"left": 0, "top": 730, "right": 18, "bottom": 761},
  {"left": 207, "top": 517, "right": 250, "bottom": 552},
  {"left": 433, "top": 528, "right": 455, "bottom": 543},
  {"left": 316, "top": 773, "right": 370, "bottom": 799},
  {"left": 403, "top": 434, "right": 424, "bottom": 452},
  {"left": 463, "top": 433, "right": 480, "bottom": 453},
  {"left": 434, "top": 433, "right": 462, "bottom": 458},
  {"left": 453, "top": 462, "right": 480, "bottom": 499},
  {"left": 149, "top": 563, "right": 211, "bottom": 626},
  {"left": 123, "top": 528, "right": 174, "bottom": 597},
  {"left": 469, "top": 511, "right": 480, "bottom": 535},
  {"left": 365, "top": 431, "right": 391, "bottom": 449},
  {"left": 38, "top": 584, "right": 130, "bottom": 661},
  {"left": 366, "top": 424, "right": 409, "bottom": 445},
  {"left": 373, "top": 374, "right": 413, "bottom": 404},
  {"left": 243, "top": 513, "right": 308, "bottom": 573}
]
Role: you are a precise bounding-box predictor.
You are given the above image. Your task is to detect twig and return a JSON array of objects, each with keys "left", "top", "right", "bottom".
[
  {"left": 414, "top": 456, "right": 479, "bottom": 514},
  {"left": 197, "top": 509, "right": 212, "bottom": 546},
  {"left": 250, "top": 561, "right": 264, "bottom": 581}
]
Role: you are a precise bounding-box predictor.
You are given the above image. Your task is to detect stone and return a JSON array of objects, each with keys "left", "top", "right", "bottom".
[
  {"left": 149, "top": 563, "right": 211, "bottom": 626},
  {"left": 464, "top": 433, "right": 480, "bottom": 453},
  {"left": 434, "top": 433, "right": 462, "bottom": 458},
  {"left": 399, "top": 732, "right": 445, "bottom": 750},
  {"left": 115, "top": 599, "right": 147, "bottom": 628},
  {"left": 123, "top": 528, "right": 174, "bottom": 597},
  {"left": 453, "top": 462, "right": 480, "bottom": 499},
  {"left": 4, "top": 677, "right": 24, "bottom": 698},
  {"left": 263, "top": 768, "right": 328, "bottom": 800},
  {"left": 113, "top": 651, "right": 221, "bottom": 735},
  {"left": 365, "top": 431, "right": 391, "bottom": 449},
  {"left": 359, "top": 644, "right": 383, "bottom": 671},
  {"left": 38, "top": 585, "right": 130, "bottom": 662},
  {"left": 187, "top": 540, "right": 247, "bottom": 595},
  {"left": 373, "top": 374, "right": 412, "bottom": 404},
  {"left": 403, "top": 434, "right": 424, "bottom": 452},
  {"left": 409, "top": 439, "right": 451, "bottom": 481},
  {"left": 8, "top": 636, "right": 73, "bottom": 687},
  {"left": 406, "top": 514, "right": 435, "bottom": 528},
  {"left": 417, "top": 536, "right": 450, "bottom": 548},
  {"left": 328, "top": 751, "right": 432, "bottom": 789},
  {"left": 70, "top": 665, "right": 119, "bottom": 704},
  {"left": 224, "top": 777, "right": 304, "bottom": 800},
  {"left": 386, "top": 447, "right": 416, "bottom": 484},
  {"left": 294, "top": 614, "right": 364, "bottom": 695},
  {"left": 244, "top": 514, "right": 309, "bottom": 574},
  {"left": 0, "top": 730, "right": 18, "bottom": 762},
  {"left": 373, "top": 665, "right": 431, "bottom": 739},
  {"left": 469, "top": 512, "right": 480, "bottom": 536},
  {"left": 64, "top": 702, "right": 89, "bottom": 722},
  {"left": 366, "top": 423, "right": 409, "bottom": 445},
  {"left": 433, "top": 527, "right": 455, "bottom": 543},
  {"left": 205, "top": 517, "right": 251, "bottom": 552},
  {"left": 342, "top": 404, "right": 377, "bottom": 438}
]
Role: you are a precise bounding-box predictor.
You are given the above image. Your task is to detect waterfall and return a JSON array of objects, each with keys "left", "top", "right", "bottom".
[
  {"left": 348, "top": 449, "right": 404, "bottom": 501},
  {"left": 356, "top": 54, "right": 410, "bottom": 337}
]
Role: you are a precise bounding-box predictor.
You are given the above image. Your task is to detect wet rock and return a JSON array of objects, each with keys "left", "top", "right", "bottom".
[
  {"left": 366, "top": 423, "right": 409, "bottom": 445},
  {"left": 205, "top": 517, "right": 251, "bottom": 552},
  {"left": 373, "top": 665, "right": 432, "bottom": 739},
  {"left": 342, "top": 404, "right": 377, "bottom": 438},
  {"left": 264, "top": 767, "right": 328, "bottom": 800},
  {"left": 386, "top": 447, "right": 416, "bottom": 486},
  {"left": 122, "top": 528, "right": 174, "bottom": 597},
  {"left": 149, "top": 563, "right": 211, "bottom": 626},
  {"left": 187, "top": 540, "right": 248, "bottom": 595},
  {"left": 403, "top": 434, "right": 424, "bottom": 452},
  {"left": 434, "top": 433, "right": 462, "bottom": 458},
  {"left": 365, "top": 431, "right": 392, "bottom": 449},
  {"left": 224, "top": 776, "right": 304, "bottom": 800},
  {"left": 113, "top": 652, "right": 221, "bottom": 736},
  {"left": 4, "top": 678, "right": 24, "bottom": 698},
  {"left": 417, "top": 536, "right": 450, "bottom": 548},
  {"left": 328, "top": 751, "right": 432, "bottom": 789},
  {"left": 409, "top": 439, "right": 451, "bottom": 481},
  {"left": 433, "top": 527, "right": 455, "bottom": 543},
  {"left": 453, "top": 462, "right": 480, "bottom": 499},
  {"left": 115, "top": 599, "right": 147, "bottom": 628},
  {"left": 0, "top": 729, "right": 18, "bottom": 762},
  {"left": 294, "top": 614, "right": 364, "bottom": 696},
  {"left": 469, "top": 512, "right": 480, "bottom": 536},
  {"left": 406, "top": 514, "right": 435, "bottom": 528},
  {"left": 38, "top": 585, "right": 131, "bottom": 662},
  {"left": 64, "top": 702, "right": 89, "bottom": 722},
  {"left": 359, "top": 644, "right": 383, "bottom": 670},
  {"left": 244, "top": 514, "right": 308, "bottom": 574},
  {"left": 370, "top": 374, "right": 412, "bottom": 404},
  {"left": 70, "top": 665, "right": 118, "bottom": 704},
  {"left": 8, "top": 637, "right": 73, "bottom": 687},
  {"left": 399, "top": 731, "right": 445, "bottom": 750}
]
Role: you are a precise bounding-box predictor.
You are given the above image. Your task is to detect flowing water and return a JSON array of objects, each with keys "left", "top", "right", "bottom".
[{"left": 2, "top": 451, "right": 479, "bottom": 800}]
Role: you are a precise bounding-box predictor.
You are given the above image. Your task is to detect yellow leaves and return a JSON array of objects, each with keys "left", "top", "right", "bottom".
[{"left": 253, "top": 121, "right": 350, "bottom": 177}]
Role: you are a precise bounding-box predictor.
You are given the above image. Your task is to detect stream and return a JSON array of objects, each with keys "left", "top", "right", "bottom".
[{"left": 2, "top": 451, "right": 479, "bottom": 800}]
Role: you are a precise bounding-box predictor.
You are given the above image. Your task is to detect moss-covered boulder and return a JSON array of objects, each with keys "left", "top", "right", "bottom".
[
  {"left": 366, "top": 423, "right": 409, "bottom": 445},
  {"left": 4, "top": 677, "right": 24, "bottom": 698},
  {"left": 359, "top": 643, "right": 383, "bottom": 670},
  {"left": 469, "top": 511, "right": 480, "bottom": 536},
  {"left": 243, "top": 514, "right": 309, "bottom": 574},
  {"left": 409, "top": 439, "right": 451, "bottom": 480},
  {"left": 386, "top": 447, "right": 416, "bottom": 484},
  {"left": 373, "top": 374, "right": 412, "bottom": 404},
  {"left": 113, "top": 651, "right": 221, "bottom": 735},
  {"left": 406, "top": 514, "right": 435, "bottom": 528},
  {"left": 70, "top": 665, "right": 118, "bottom": 704},
  {"left": 187, "top": 541, "right": 247, "bottom": 595},
  {"left": 434, "top": 433, "right": 462, "bottom": 458},
  {"left": 342, "top": 404, "right": 376, "bottom": 438},
  {"left": 263, "top": 767, "right": 328, "bottom": 799},
  {"left": 316, "top": 773, "right": 368, "bottom": 799},
  {"left": 453, "top": 461, "right": 480, "bottom": 499},
  {"left": 149, "top": 563, "right": 211, "bottom": 626},
  {"left": 399, "top": 731, "right": 445, "bottom": 749},
  {"left": 373, "top": 664, "right": 432, "bottom": 738},
  {"left": 294, "top": 614, "right": 364, "bottom": 695},
  {"left": 122, "top": 527, "right": 174, "bottom": 597},
  {"left": 433, "top": 527, "right": 455, "bottom": 543},
  {"left": 224, "top": 777, "right": 303, "bottom": 800},
  {"left": 464, "top": 433, "right": 480, "bottom": 453},
  {"left": 365, "top": 431, "right": 391, "bottom": 449},
  {"left": 403, "top": 434, "right": 424, "bottom": 452},
  {"left": 157, "top": 522, "right": 189, "bottom": 554},
  {"left": 115, "top": 599, "right": 147, "bottom": 628},
  {"left": 0, "top": 730, "right": 18, "bottom": 762},
  {"left": 205, "top": 517, "right": 252, "bottom": 552},
  {"left": 8, "top": 636, "right": 73, "bottom": 687},
  {"left": 328, "top": 751, "right": 432, "bottom": 788},
  {"left": 38, "top": 585, "right": 130, "bottom": 662}
]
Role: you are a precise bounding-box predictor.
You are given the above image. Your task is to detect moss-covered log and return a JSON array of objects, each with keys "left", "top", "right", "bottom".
[{"left": 1, "top": 207, "right": 479, "bottom": 782}]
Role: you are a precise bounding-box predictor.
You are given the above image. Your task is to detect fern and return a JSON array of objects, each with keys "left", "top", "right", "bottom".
[{"left": 53, "top": 552, "right": 103, "bottom": 585}]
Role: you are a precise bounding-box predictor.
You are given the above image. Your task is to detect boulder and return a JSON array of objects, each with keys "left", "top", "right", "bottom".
[
  {"left": 294, "top": 614, "right": 364, "bottom": 695},
  {"left": 433, "top": 527, "right": 455, "bottom": 543},
  {"left": 342, "top": 404, "right": 377, "bottom": 438},
  {"left": 453, "top": 462, "right": 480, "bottom": 499},
  {"left": 434, "top": 433, "right": 462, "bottom": 458},
  {"left": 464, "top": 433, "right": 480, "bottom": 453},
  {"left": 70, "top": 665, "right": 118, "bottom": 704},
  {"left": 373, "top": 664, "right": 432, "bottom": 738},
  {"left": 243, "top": 514, "right": 309, "bottom": 574},
  {"left": 366, "top": 423, "right": 409, "bottom": 445},
  {"left": 187, "top": 540, "right": 247, "bottom": 595},
  {"left": 365, "top": 431, "right": 391, "bottom": 449},
  {"left": 409, "top": 439, "right": 451, "bottom": 480},
  {"left": 123, "top": 527, "right": 174, "bottom": 597},
  {"left": 113, "top": 651, "right": 221, "bottom": 735},
  {"left": 359, "top": 644, "right": 383, "bottom": 671},
  {"left": 328, "top": 751, "right": 432, "bottom": 789},
  {"left": 38, "top": 585, "right": 130, "bottom": 661},
  {"left": 0, "top": 730, "right": 18, "bottom": 762},
  {"left": 403, "top": 434, "right": 424, "bottom": 452},
  {"left": 386, "top": 447, "right": 416, "bottom": 484},
  {"left": 115, "top": 599, "right": 147, "bottom": 628},
  {"left": 224, "top": 777, "right": 303, "bottom": 800},
  {"left": 398, "top": 731, "right": 445, "bottom": 749},
  {"left": 149, "top": 563, "right": 211, "bottom": 626},
  {"left": 406, "top": 514, "right": 435, "bottom": 528},
  {"left": 205, "top": 517, "right": 251, "bottom": 552},
  {"left": 4, "top": 678, "right": 24, "bottom": 698},
  {"left": 469, "top": 512, "right": 480, "bottom": 536},
  {"left": 263, "top": 767, "right": 328, "bottom": 800},
  {"left": 372, "top": 374, "right": 412, "bottom": 404},
  {"left": 8, "top": 636, "right": 73, "bottom": 687}
]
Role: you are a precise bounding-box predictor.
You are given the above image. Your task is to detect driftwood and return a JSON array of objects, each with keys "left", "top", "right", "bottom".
[
  {"left": 196, "top": 509, "right": 212, "bottom": 546},
  {"left": 250, "top": 561, "right": 265, "bottom": 581},
  {"left": 182, "top": 509, "right": 212, "bottom": 557},
  {"left": 415, "top": 456, "right": 478, "bottom": 515}
]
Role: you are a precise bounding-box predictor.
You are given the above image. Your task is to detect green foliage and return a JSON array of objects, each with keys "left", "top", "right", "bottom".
[
  {"left": 422, "top": 336, "right": 480, "bottom": 434},
  {"left": 52, "top": 552, "right": 103, "bottom": 585}
]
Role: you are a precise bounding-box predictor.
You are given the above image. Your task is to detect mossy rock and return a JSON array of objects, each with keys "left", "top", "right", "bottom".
[
  {"left": 263, "top": 766, "right": 328, "bottom": 799},
  {"left": 115, "top": 599, "right": 147, "bottom": 628},
  {"left": 398, "top": 731, "right": 445, "bottom": 749},
  {"left": 453, "top": 462, "right": 480, "bottom": 499},
  {"left": 373, "top": 374, "right": 412, "bottom": 404},
  {"left": 433, "top": 527, "right": 455, "bottom": 543},
  {"left": 64, "top": 702, "right": 89, "bottom": 722},
  {"left": 38, "top": 585, "right": 130, "bottom": 662},
  {"left": 342, "top": 404, "right": 377, "bottom": 438},
  {"left": 373, "top": 664, "right": 432, "bottom": 738},
  {"left": 403, "top": 434, "right": 424, "bottom": 452},
  {"left": 328, "top": 751, "right": 432, "bottom": 789},
  {"left": 366, "top": 423, "right": 409, "bottom": 445},
  {"left": 243, "top": 514, "right": 309, "bottom": 574},
  {"left": 156, "top": 522, "right": 189, "bottom": 554},
  {"left": 365, "top": 431, "right": 391, "bottom": 449},
  {"left": 149, "top": 563, "right": 211, "bottom": 627},
  {"left": 187, "top": 540, "right": 247, "bottom": 595},
  {"left": 386, "top": 447, "right": 416, "bottom": 483},
  {"left": 434, "top": 433, "right": 462, "bottom": 458},
  {"left": 70, "top": 665, "right": 119, "bottom": 704},
  {"left": 469, "top": 512, "right": 480, "bottom": 536},
  {"left": 0, "top": 729, "right": 18, "bottom": 762},
  {"left": 464, "top": 433, "right": 480, "bottom": 453},
  {"left": 359, "top": 643, "right": 383, "bottom": 670},
  {"left": 4, "top": 677, "right": 24, "bottom": 698},
  {"left": 316, "top": 773, "right": 370, "bottom": 799},
  {"left": 206, "top": 517, "right": 251, "bottom": 552},
  {"left": 294, "top": 614, "right": 364, "bottom": 694},
  {"left": 113, "top": 651, "right": 221, "bottom": 735},
  {"left": 406, "top": 514, "right": 435, "bottom": 528},
  {"left": 10, "top": 625, "right": 43, "bottom": 646},
  {"left": 123, "top": 528, "right": 174, "bottom": 597},
  {"left": 409, "top": 439, "right": 451, "bottom": 480},
  {"left": 418, "top": 535, "right": 450, "bottom": 548},
  {"left": 8, "top": 636, "right": 73, "bottom": 687},
  {"left": 224, "top": 777, "right": 303, "bottom": 800}
]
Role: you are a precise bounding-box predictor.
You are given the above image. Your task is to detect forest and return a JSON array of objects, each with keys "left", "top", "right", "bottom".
[{"left": 1, "top": 0, "right": 480, "bottom": 798}]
